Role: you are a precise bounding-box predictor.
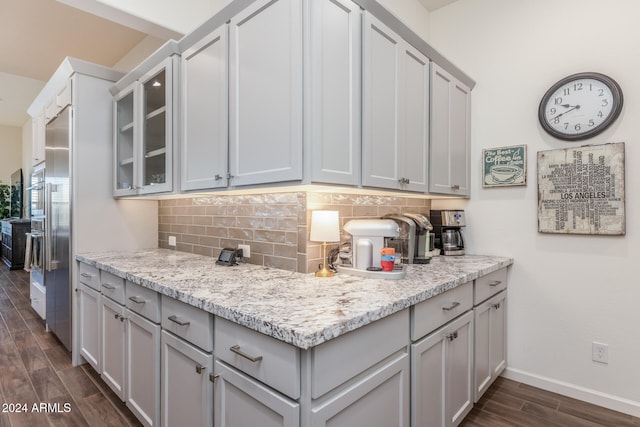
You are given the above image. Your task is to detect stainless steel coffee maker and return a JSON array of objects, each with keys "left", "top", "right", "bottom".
[
  {"left": 430, "top": 210, "right": 466, "bottom": 256},
  {"left": 382, "top": 213, "right": 433, "bottom": 264}
]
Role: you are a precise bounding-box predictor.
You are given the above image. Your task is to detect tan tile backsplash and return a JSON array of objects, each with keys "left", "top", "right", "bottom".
[{"left": 158, "top": 191, "right": 431, "bottom": 273}]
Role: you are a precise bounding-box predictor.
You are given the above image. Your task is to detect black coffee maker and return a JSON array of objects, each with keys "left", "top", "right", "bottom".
[{"left": 430, "top": 210, "right": 465, "bottom": 256}]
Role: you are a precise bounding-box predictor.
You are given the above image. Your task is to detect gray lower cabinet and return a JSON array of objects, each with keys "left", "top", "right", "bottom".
[
  {"left": 100, "top": 295, "right": 127, "bottom": 400},
  {"left": 161, "top": 330, "right": 214, "bottom": 427},
  {"left": 310, "top": 351, "right": 409, "bottom": 427},
  {"left": 78, "top": 283, "right": 101, "bottom": 372},
  {"left": 214, "top": 360, "right": 299, "bottom": 427},
  {"left": 411, "top": 310, "right": 474, "bottom": 427},
  {"left": 429, "top": 63, "right": 471, "bottom": 196},
  {"left": 126, "top": 310, "right": 161, "bottom": 426},
  {"left": 473, "top": 267, "right": 508, "bottom": 403}
]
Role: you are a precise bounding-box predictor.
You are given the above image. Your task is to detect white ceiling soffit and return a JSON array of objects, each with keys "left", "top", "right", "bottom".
[{"left": 57, "top": 0, "right": 182, "bottom": 40}]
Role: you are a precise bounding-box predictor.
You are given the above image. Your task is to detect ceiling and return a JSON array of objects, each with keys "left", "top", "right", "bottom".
[{"left": 0, "top": 0, "right": 148, "bottom": 127}]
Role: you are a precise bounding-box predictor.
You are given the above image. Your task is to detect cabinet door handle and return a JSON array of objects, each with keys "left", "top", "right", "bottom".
[
  {"left": 442, "top": 301, "right": 460, "bottom": 311},
  {"left": 209, "top": 373, "right": 219, "bottom": 383},
  {"left": 195, "top": 364, "right": 205, "bottom": 374},
  {"left": 128, "top": 296, "right": 146, "bottom": 304},
  {"left": 214, "top": 174, "right": 223, "bottom": 181},
  {"left": 167, "top": 315, "right": 190, "bottom": 326},
  {"left": 492, "top": 302, "right": 501, "bottom": 310},
  {"left": 488, "top": 280, "right": 502, "bottom": 287},
  {"left": 451, "top": 184, "right": 460, "bottom": 190},
  {"left": 80, "top": 272, "right": 93, "bottom": 278},
  {"left": 101, "top": 283, "right": 116, "bottom": 290},
  {"left": 447, "top": 331, "right": 458, "bottom": 341},
  {"left": 230, "top": 345, "right": 263, "bottom": 363}
]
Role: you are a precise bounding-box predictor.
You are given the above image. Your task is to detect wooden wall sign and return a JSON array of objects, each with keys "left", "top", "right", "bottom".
[
  {"left": 483, "top": 145, "right": 527, "bottom": 187},
  {"left": 537, "top": 142, "right": 625, "bottom": 235}
]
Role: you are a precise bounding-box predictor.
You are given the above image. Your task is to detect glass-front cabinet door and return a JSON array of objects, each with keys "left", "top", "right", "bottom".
[
  {"left": 113, "top": 56, "right": 175, "bottom": 197},
  {"left": 114, "top": 88, "right": 136, "bottom": 197},
  {"left": 139, "top": 58, "right": 173, "bottom": 194}
]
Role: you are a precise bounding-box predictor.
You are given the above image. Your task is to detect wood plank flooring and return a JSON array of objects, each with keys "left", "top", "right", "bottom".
[
  {"left": 0, "top": 267, "right": 141, "bottom": 427},
  {"left": 461, "top": 374, "right": 640, "bottom": 426},
  {"left": 1, "top": 266, "right": 638, "bottom": 426}
]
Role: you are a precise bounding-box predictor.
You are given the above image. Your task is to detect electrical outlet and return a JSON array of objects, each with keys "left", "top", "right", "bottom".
[
  {"left": 168, "top": 236, "right": 177, "bottom": 247},
  {"left": 238, "top": 244, "right": 250, "bottom": 258},
  {"left": 592, "top": 342, "right": 609, "bottom": 364}
]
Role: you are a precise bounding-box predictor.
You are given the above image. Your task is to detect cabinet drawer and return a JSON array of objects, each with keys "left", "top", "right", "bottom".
[
  {"left": 215, "top": 317, "right": 300, "bottom": 400},
  {"left": 161, "top": 295, "right": 213, "bottom": 352},
  {"left": 474, "top": 268, "right": 507, "bottom": 305},
  {"left": 311, "top": 309, "right": 409, "bottom": 399},
  {"left": 79, "top": 262, "right": 100, "bottom": 291},
  {"left": 100, "top": 271, "right": 126, "bottom": 304},
  {"left": 411, "top": 281, "right": 472, "bottom": 341},
  {"left": 126, "top": 281, "right": 161, "bottom": 323}
]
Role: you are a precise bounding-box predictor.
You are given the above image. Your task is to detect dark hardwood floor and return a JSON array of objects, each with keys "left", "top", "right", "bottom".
[
  {"left": 1, "top": 266, "right": 638, "bottom": 427},
  {"left": 0, "top": 267, "right": 141, "bottom": 426},
  {"left": 462, "top": 375, "right": 640, "bottom": 426}
]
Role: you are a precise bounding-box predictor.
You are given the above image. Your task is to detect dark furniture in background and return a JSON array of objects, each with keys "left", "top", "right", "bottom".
[{"left": 1, "top": 218, "right": 31, "bottom": 269}]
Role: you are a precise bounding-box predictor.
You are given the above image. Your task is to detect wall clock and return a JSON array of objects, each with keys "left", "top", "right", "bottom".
[{"left": 538, "top": 72, "right": 623, "bottom": 141}]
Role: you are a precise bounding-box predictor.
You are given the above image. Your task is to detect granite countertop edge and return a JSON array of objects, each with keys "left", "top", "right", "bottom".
[{"left": 76, "top": 249, "right": 513, "bottom": 349}]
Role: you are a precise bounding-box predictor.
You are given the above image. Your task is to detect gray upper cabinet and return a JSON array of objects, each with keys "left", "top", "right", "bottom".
[
  {"left": 228, "top": 0, "right": 303, "bottom": 187},
  {"left": 113, "top": 44, "right": 179, "bottom": 197},
  {"left": 362, "top": 12, "right": 429, "bottom": 192},
  {"left": 429, "top": 63, "right": 471, "bottom": 196},
  {"left": 309, "top": 0, "right": 362, "bottom": 186},
  {"left": 180, "top": 25, "right": 228, "bottom": 191}
]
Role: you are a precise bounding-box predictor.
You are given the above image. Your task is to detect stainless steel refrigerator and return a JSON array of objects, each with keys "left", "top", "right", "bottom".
[{"left": 45, "top": 106, "right": 72, "bottom": 351}]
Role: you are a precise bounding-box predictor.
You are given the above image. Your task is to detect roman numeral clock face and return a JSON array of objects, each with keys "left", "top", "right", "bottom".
[{"left": 538, "top": 72, "right": 623, "bottom": 141}]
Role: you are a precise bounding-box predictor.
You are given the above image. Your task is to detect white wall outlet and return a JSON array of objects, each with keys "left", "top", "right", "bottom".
[
  {"left": 238, "top": 244, "right": 250, "bottom": 258},
  {"left": 168, "top": 236, "right": 177, "bottom": 247},
  {"left": 592, "top": 342, "right": 609, "bottom": 364}
]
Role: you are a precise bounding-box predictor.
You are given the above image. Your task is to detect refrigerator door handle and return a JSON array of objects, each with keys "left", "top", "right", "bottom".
[{"left": 45, "top": 183, "right": 52, "bottom": 271}]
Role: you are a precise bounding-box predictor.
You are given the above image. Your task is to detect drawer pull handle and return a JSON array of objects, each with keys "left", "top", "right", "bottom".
[
  {"left": 80, "top": 272, "right": 93, "bottom": 278},
  {"left": 195, "top": 364, "right": 204, "bottom": 374},
  {"left": 128, "top": 296, "right": 146, "bottom": 304},
  {"left": 167, "top": 315, "right": 190, "bottom": 326},
  {"left": 230, "top": 345, "right": 263, "bottom": 363},
  {"left": 101, "top": 283, "right": 116, "bottom": 290},
  {"left": 442, "top": 302, "right": 460, "bottom": 311},
  {"left": 492, "top": 302, "right": 501, "bottom": 310},
  {"left": 447, "top": 331, "right": 459, "bottom": 341},
  {"left": 488, "top": 280, "right": 502, "bottom": 287}
]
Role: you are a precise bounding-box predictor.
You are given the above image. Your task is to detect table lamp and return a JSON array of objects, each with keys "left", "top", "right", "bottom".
[{"left": 310, "top": 210, "right": 340, "bottom": 277}]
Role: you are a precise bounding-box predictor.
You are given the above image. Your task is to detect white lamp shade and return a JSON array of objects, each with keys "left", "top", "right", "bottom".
[{"left": 310, "top": 210, "right": 340, "bottom": 243}]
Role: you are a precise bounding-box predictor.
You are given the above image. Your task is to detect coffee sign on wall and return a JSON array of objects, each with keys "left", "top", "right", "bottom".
[
  {"left": 482, "top": 145, "right": 527, "bottom": 187},
  {"left": 537, "top": 142, "right": 625, "bottom": 235}
]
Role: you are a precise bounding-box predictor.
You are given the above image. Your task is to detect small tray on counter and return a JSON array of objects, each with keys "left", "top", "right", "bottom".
[{"left": 336, "top": 265, "right": 407, "bottom": 280}]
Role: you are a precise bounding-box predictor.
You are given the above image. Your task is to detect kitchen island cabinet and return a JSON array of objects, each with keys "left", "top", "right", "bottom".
[{"left": 77, "top": 250, "right": 511, "bottom": 427}]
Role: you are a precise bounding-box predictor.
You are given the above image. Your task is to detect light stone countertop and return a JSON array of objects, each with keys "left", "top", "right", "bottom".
[{"left": 76, "top": 249, "right": 513, "bottom": 349}]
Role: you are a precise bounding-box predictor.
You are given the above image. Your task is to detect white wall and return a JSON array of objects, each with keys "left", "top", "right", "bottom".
[
  {"left": 430, "top": 0, "right": 640, "bottom": 415},
  {"left": 112, "top": 35, "right": 167, "bottom": 73},
  {"left": 0, "top": 125, "right": 23, "bottom": 184},
  {"left": 377, "top": 0, "right": 430, "bottom": 40}
]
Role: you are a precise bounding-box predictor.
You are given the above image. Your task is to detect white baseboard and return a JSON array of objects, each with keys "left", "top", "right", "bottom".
[{"left": 502, "top": 367, "right": 640, "bottom": 418}]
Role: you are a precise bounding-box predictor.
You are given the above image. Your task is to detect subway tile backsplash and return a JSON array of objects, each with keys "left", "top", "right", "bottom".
[{"left": 158, "top": 191, "right": 431, "bottom": 273}]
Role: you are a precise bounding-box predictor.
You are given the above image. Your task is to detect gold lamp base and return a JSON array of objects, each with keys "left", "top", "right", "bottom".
[{"left": 315, "top": 241, "right": 335, "bottom": 277}]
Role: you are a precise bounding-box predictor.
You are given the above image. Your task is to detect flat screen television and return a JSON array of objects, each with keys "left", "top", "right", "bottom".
[{"left": 10, "top": 168, "right": 23, "bottom": 218}]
